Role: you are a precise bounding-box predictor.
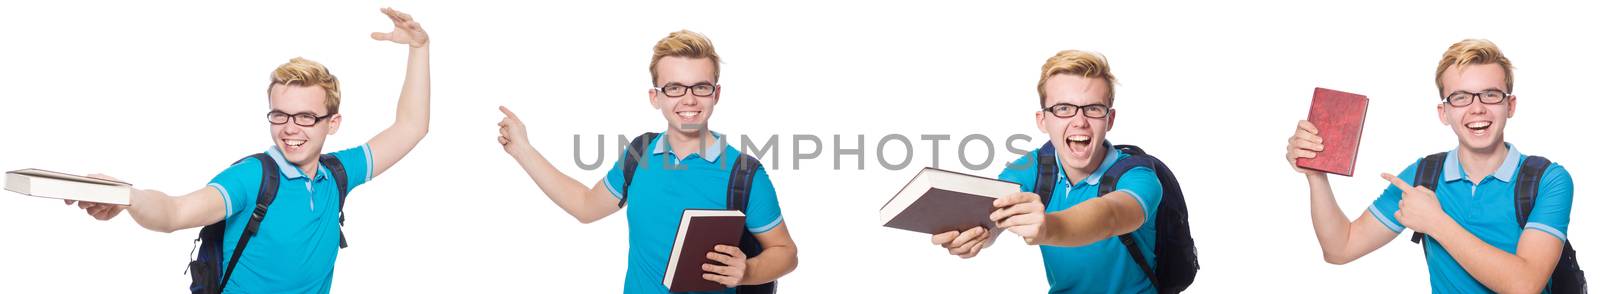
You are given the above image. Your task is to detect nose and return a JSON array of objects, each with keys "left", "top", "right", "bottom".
[
  {"left": 1066, "top": 113, "right": 1090, "bottom": 129},
  {"left": 680, "top": 94, "right": 701, "bottom": 106}
]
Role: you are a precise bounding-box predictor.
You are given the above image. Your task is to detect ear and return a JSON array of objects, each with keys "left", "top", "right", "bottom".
[
  {"left": 649, "top": 88, "right": 662, "bottom": 109},
  {"left": 1506, "top": 95, "right": 1517, "bottom": 118},
  {"left": 1035, "top": 110, "right": 1047, "bottom": 134},
  {"left": 1104, "top": 109, "right": 1116, "bottom": 132},
  {"left": 327, "top": 113, "right": 343, "bottom": 135},
  {"left": 709, "top": 85, "right": 722, "bottom": 105},
  {"left": 1436, "top": 103, "right": 1448, "bottom": 125}
]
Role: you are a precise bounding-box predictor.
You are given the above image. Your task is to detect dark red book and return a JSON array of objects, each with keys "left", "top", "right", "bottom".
[
  {"left": 663, "top": 209, "right": 745, "bottom": 292},
  {"left": 880, "top": 167, "right": 1020, "bottom": 235},
  {"left": 1297, "top": 87, "right": 1369, "bottom": 177}
]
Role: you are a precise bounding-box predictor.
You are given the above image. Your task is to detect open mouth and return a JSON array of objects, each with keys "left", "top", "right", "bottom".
[
  {"left": 282, "top": 139, "right": 308, "bottom": 152},
  {"left": 1464, "top": 120, "right": 1492, "bottom": 135},
  {"left": 1065, "top": 134, "right": 1092, "bottom": 157},
  {"left": 675, "top": 111, "right": 701, "bottom": 119}
]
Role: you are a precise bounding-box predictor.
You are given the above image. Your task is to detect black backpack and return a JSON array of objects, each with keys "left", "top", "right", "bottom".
[
  {"left": 1035, "top": 143, "right": 1198, "bottom": 294},
  {"left": 1408, "top": 153, "right": 1587, "bottom": 293},
  {"left": 619, "top": 132, "right": 775, "bottom": 294},
  {"left": 188, "top": 153, "right": 351, "bottom": 294}
]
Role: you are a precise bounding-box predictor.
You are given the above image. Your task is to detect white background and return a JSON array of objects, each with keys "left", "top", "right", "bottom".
[{"left": 1, "top": 1, "right": 1594, "bottom": 293}]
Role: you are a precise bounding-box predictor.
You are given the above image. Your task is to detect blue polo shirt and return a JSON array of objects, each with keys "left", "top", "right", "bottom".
[
  {"left": 601, "top": 132, "right": 784, "bottom": 294},
  {"left": 1369, "top": 143, "right": 1574, "bottom": 293},
  {"left": 998, "top": 141, "right": 1164, "bottom": 294},
  {"left": 206, "top": 144, "right": 373, "bottom": 294}
]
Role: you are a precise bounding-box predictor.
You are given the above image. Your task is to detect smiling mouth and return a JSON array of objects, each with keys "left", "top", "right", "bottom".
[
  {"left": 1465, "top": 120, "right": 1492, "bottom": 135},
  {"left": 1066, "top": 134, "right": 1092, "bottom": 156},
  {"left": 676, "top": 111, "right": 701, "bottom": 119},
  {"left": 282, "top": 139, "right": 307, "bottom": 151}
]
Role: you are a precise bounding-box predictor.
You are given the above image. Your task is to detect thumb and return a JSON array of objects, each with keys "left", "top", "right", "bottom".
[{"left": 371, "top": 32, "right": 391, "bottom": 41}]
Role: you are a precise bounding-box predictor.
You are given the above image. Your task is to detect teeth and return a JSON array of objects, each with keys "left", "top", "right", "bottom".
[
  {"left": 285, "top": 139, "right": 306, "bottom": 147},
  {"left": 1067, "top": 135, "right": 1089, "bottom": 142},
  {"left": 676, "top": 111, "right": 700, "bottom": 118},
  {"left": 1467, "top": 121, "right": 1490, "bottom": 129}
]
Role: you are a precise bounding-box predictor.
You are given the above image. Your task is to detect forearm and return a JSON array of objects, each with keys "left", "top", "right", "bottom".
[
  {"left": 1035, "top": 197, "right": 1120, "bottom": 247},
  {"left": 510, "top": 145, "right": 604, "bottom": 222},
  {"left": 125, "top": 189, "right": 182, "bottom": 233},
  {"left": 393, "top": 45, "right": 430, "bottom": 134},
  {"left": 1433, "top": 224, "right": 1548, "bottom": 293},
  {"left": 1305, "top": 173, "right": 1358, "bottom": 263},
  {"left": 740, "top": 245, "right": 797, "bottom": 285}
]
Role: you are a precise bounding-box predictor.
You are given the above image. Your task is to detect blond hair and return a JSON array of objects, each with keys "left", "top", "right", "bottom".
[
  {"left": 268, "top": 57, "right": 342, "bottom": 114},
  {"left": 1435, "top": 39, "right": 1514, "bottom": 96},
  {"left": 649, "top": 30, "right": 721, "bottom": 85},
  {"left": 1037, "top": 50, "right": 1116, "bottom": 107}
]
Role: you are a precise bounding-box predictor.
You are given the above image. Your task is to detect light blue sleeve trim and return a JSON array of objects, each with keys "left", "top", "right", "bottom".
[
  {"left": 1368, "top": 205, "right": 1404, "bottom": 233},
  {"left": 603, "top": 175, "right": 624, "bottom": 200},
  {"left": 1117, "top": 189, "right": 1150, "bottom": 216},
  {"left": 1526, "top": 222, "right": 1568, "bottom": 241},
  {"left": 209, "top": 183, "right": 233, "bottom": 219},
  {"left": 750, "top": 215, "right": 784, "bottom": 234},
  {"left": 362, "top": 143, "right": 375, "bottom": 181}
]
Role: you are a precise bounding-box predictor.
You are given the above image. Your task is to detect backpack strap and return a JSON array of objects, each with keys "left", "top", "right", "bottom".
[
  {"left": 319, "top": 155, "right": 351, "bottom": 249},
  {"left": 618, "top": 132, "right": 659, "bottom": 208},
  {"left": 725, "top": 153, "right": 776, "bottom": 294},
  {"left": 1513, "top": 156, "right": 1550, "bottom": 228},
  {"left": 1096, "top": 145, "right": 1160, "bottom": 290},
  {"left": 1035, "top": 142, "right": 1059, "bottom": 208},
  {"left": 220, "top": 153, "right": 281, "bottom": 291},
  {"left": 1410, "top": 152, "right": 1449, "bottom": 244}
]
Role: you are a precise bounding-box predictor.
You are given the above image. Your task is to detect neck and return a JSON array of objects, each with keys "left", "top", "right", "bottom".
[
  {"left": 1457, "top": 142, "right": 1508, "bottom": 183},
  {"left": 297, "top": 161, "right": 319, "bottom": 178},
  {"left": 665, "top": 128, "right": 714, "bottom": 160},
  {"left": 1059, "top": 147, "right": 1105, "bottom": 185}
]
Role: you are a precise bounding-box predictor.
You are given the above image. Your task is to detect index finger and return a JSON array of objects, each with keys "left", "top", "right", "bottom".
[
  {"left": 499, "top": 106, "right": 521, "bottom": 121},
  {"left": 1380, "top": 173, "right": 1415, "bottom": 193},
  {"left": 993, "top": 192, "right": 1036, "bottom": 208}
]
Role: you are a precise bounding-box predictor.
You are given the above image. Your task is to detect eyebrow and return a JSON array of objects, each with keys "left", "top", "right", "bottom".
[
  {"left": 661, "top": 81, "right": 715, "bottom": 87},
  {"left": 270, "top": 109, "right": 324, "bottom": 116}
]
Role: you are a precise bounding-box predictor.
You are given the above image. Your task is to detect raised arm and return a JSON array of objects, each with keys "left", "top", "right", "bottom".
[
  {"left": 365, "top": 7, "right": 431, "bottom": 178},
  {"left": 497, "top": 106, "right": 623, "bottom": 223},
  {"left": 1289, "top": 120, "right": 1399, "bottom": 264}
]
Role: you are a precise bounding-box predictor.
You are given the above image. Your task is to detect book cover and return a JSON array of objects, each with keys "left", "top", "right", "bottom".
[
  {"left": 663, "top": 209, "right": 746, "bottom": 292},
  {"left": 1297, "top": 87, "right": 1369, "bottom": 177},
  {"left": 880, "top": 167, "right": 1020, "bottom": 235}
]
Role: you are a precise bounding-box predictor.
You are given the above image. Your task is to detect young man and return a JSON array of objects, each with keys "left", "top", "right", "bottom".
[
  {"left": 933, "top": 50, "right": 1165, "bottom": 293},
  {"left": 64, "top": 8, "right": 432, "bottom": 293},
  {"left": 496, "top": 30, "right": 798, "bottom": 293},
  {"left": 1286, "top": 39, "right": 1573, "bottom": 293}
]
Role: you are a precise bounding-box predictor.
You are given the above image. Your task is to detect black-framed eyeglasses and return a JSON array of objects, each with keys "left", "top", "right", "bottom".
[
  {"left": 1041, "top": 102, "right": 1111, "bottom": 119},
  {"left": 655, "top": 82, "right": 717, "bottom": 97},
  {"left": 1443, "top": 90, "right": 1509, "bottom": 107},
  {"left": 267, "top": 111, "right": 333, "bottom": 127}
]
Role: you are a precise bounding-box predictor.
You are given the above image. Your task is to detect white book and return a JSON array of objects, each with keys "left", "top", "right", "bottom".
[{"left": 5, "top": 169, "right": 132, "bottom": 205}]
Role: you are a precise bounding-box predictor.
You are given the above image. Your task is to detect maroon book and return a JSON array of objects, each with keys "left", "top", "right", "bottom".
[
  {"left": 663, "top": 209, "right": 745, "bottom": 292},
  {"left": 1297, "top": 87, "right": 1369, "bottom": 177}
]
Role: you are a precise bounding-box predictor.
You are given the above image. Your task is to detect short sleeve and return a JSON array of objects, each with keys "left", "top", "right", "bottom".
[
  {"left": 328, "top": 144, "right": 374, "bottom": 194},
  {"left": 998, "top": 150, "right": 1041, "bottom": 194},
  {"left": 602, "top": 155, "right": 627, "bottom": 201},
  {"left": 1368, "top": 162, "right": 1422, "bottom": 233},
  {"left": 1524, "top": 163, "right": 1574, "bottom": 241},
  {"left": 208, "top": 158, "right": 265, "bottom": 220},
  {"left": 1113, "top": 166, "right": 1163, "bottom": 222},
  {"left": 745, "top": 168, "right": 784, "bottom": 234}
]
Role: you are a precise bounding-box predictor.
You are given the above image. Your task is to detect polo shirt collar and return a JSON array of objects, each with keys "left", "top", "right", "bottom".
[
  {"left": 651, "top": 131, "right": 724, "bottom": 163},
  {"left": 265, "top": 146, "right": 326, "bottom": 180},
  {"left": 1443, "top": 142, "right": 1520, "bottom": 183},
  {"left": 1057, "top": 140, "right": 1120, "bottom": 186}
]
